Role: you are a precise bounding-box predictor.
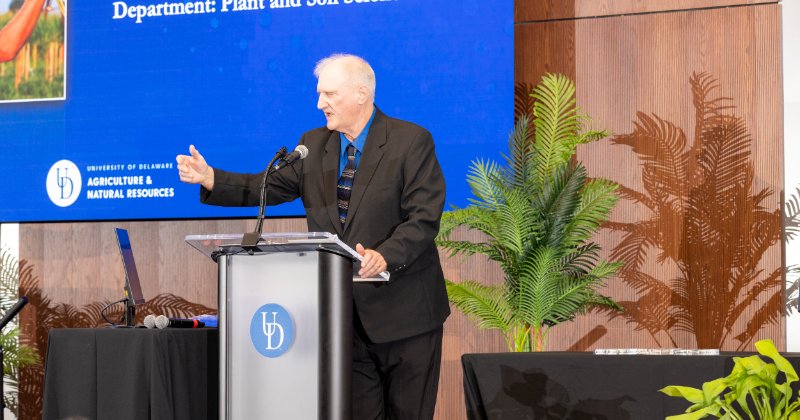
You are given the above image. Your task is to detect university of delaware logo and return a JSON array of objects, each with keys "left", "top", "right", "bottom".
[
  {"left": 250, "top": 303, "right": 294, "bottom": 358},
  {"left": 46, "top": 160, "right": 82, "bottom": 207}
]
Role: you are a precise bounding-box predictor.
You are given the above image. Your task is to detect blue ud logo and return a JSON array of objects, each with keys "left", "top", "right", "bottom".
[{"left": 250, "top": 303, "right": 295, "bottom": 358}]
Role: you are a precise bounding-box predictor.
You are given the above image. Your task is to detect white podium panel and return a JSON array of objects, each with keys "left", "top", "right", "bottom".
[{"left": 228, "top": 252, "right": 320, "bottom": 419}]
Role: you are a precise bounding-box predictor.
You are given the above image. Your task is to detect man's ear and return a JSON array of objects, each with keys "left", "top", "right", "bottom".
[{"left": 356, "top": 85, "right": 369, "bottom": 104}]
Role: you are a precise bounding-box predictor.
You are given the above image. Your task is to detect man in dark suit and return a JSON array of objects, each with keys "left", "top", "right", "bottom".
[{"left": 176, "top": 54, "right": 450, "bottom": 419}]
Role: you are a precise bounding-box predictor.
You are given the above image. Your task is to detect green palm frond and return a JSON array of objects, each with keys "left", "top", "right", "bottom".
[
  {"left": 563, "top": 177, "right": 619, "bottom": 247},
  {"left": 1, "top": 327, "right": 39, "bottom": 413},
  {"left": 583, "top": 293, "right": 624, "bottom": 312},
  {"left": 537, "top": 162, "right": 584, "bottom": 249},
  {"left": 439, "top": 208, "right": 511, "bottom": 264},
  {"left": 503, "top": 113, "right": 535, "bottom": 190},
  {"left": 560, "top": 243, "right": 601, "bottom": 275},
  {"left": 445, "top": 280, "right": 511, "bottom": 332},
  {"left": 533, "top": 259, "right": 621, "bottom": 326},
  {"left": 509, "top": 247, "right": 563, "bottom": 326},
  {"left": 466, "top": 158, "right": 504, "bottom": 209},
  {"left": 575, "top": 128, "right": 610, "bottom": 146},
  {"left": 531, "top": 73, "right": 581, "bottom": 180},
  {"left": 546, "top": 280, "right": 593, "bottom": 324},
  {"left": 586, "top": 259, "right": 624, "bottom": 282},
  {"left": 438, "top": 207, "right": 494, "bottom": 241},
  {"left": 436, "top": 240, "right": 493, "bottom": 258},
  {"left": 1, "top": 328, "right": 39, "bottom": 374},
  {"left": 493, "top": 191, "right": 540, "bottom": 256}
]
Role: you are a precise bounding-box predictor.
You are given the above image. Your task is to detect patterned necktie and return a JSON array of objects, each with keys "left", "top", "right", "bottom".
[{"left": 337, "top": 144, "right": 357, "bottom": 226}]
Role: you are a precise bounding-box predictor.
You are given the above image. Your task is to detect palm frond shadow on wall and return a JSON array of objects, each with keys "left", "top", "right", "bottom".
[
  {"left": 605, "top": 72, "right": 782, "bottom": 351},
  {"left": 16, "top": 262, "right": 214, "bottom": 420}
]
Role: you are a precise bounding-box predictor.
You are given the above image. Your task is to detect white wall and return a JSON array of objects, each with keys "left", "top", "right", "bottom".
[
  {"left": 0, "top": 223, "right": 19, "bottom": 258},
  {"left": 784, "top": 0, "right": 800, "bottom": 350}
]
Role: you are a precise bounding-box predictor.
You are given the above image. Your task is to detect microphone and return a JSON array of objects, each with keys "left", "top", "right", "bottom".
[
  {"left": 0, "top": 296, "right": 28, "bottom": 330},
  {"left": 155, "top": 315, "right": 205, "bottom": 329},
  {"left": 273, "top": 145, "right": 309, "bottom": 171},
  {"left": 273, "top": 146, "right": 288, "bottom": 161},
  {"left": 241, "top": 146, "right": 289, "bottom": 249},
  {"left": 242, "top": 145, "right": 309, "bottom": 250},
  {"left": 143, "top": 314, "right": 156, "bottom": 328}
]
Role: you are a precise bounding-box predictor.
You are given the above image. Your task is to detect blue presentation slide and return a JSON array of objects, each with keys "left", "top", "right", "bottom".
[{"left": 0, "top": 0, "right": 513, "bottom": 222}]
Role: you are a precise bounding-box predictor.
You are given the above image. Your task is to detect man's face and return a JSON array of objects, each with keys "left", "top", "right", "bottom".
[{"left": 316, "top": 63, "right": 362, "bottom": 137}]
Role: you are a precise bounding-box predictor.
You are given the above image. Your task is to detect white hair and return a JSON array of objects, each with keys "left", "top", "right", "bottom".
[{"left": 314, "top": 53, "right": 376, "bottom": 100}]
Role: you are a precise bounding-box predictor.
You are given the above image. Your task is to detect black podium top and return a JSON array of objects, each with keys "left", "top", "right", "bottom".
[{"left": 43, "top": 328, "right": 218, "bottom": 420}]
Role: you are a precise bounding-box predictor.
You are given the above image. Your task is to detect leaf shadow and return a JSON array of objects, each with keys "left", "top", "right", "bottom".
[{"left": 606, "top": 72, "right": 782, "bottom": 350}]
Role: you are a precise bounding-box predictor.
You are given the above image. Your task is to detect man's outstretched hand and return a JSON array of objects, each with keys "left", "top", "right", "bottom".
[{"left": 176, "top": 145, "right": 214, "bottom": 190}]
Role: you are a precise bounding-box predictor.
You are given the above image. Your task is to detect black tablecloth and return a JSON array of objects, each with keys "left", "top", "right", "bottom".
[
  {"left": 43, "top": 328, "right": 218, "bottom": 420},
  {"left": 462, "top": 351, "right": 800, "bottom": 420}
]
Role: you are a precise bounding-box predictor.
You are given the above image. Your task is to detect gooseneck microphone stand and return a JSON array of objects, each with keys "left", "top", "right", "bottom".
[
  {"left": 0, "top": 296, "right": 29, "bottom": 420},
  {"left": 241, "top": 147, "right": 287, "bottom": 252}
]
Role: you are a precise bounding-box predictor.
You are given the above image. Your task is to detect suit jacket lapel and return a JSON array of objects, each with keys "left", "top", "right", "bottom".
[
  {"left": 343, "top": 109, "right": 386, "bottom": 232},
  {"left": 323, "top": 131, "right": 343, "bottom": 235}
]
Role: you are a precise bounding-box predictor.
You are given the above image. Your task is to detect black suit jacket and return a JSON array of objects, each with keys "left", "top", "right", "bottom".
[{"left": 201, "top": 108, "right": 450, "bottom": 343}]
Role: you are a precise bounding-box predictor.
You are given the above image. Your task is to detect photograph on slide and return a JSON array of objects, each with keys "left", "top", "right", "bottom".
[{"left": 0, "top": 0, "right": 65, "bottom": 102}]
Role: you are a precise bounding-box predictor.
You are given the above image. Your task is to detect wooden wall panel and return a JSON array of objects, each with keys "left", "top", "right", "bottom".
[
  {"left": 517, "top": 0, "right": 779, "bottom": 22},
  {"left": 517, "top": 3, "right": 784, "bottom": 352},
  {"left": 18, "top": 218, "right": 310, "bottom": 307},
  {"left": 515, "top": 18, "right": 575, "bottom": 88}
]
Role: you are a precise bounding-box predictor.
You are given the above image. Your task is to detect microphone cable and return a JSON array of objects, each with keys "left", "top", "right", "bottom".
[{"left": 100, "top": 297, "right": 128, "bottom": 327}]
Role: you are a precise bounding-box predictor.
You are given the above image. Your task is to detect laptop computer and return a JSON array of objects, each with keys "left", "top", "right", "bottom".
[{"left": 114, "top": 228, "right": 146, "bottom": 325}]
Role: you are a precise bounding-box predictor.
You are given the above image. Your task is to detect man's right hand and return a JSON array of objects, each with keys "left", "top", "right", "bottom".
[{"left": 176, "top": 145, "right": 214, "bottom": 191}]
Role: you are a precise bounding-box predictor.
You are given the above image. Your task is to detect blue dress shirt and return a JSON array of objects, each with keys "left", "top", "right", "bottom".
[{"left": 338, "top": 108, "right": 376, "bottom": 177}]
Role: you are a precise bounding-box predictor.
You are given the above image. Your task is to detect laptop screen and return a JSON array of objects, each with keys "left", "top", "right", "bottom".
[{"left": 114, "top": 228, "right": 146, "bottom": 305}]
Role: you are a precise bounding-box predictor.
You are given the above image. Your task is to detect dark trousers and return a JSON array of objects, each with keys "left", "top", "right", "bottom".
[{"left": 352, "top": 310, "right": 443, "bottom": 420}]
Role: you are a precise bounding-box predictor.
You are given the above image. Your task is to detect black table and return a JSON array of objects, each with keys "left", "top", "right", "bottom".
[
  {"left": 462, "top": 351, "right": 800, "bottom": 420},
  {"left": 42, "top": 328, "right": 218, "bottom": 420}
]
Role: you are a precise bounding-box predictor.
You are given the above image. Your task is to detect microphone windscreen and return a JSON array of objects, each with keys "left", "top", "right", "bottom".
[
  {"left": 296, "top": 145, "right": 309, "bottom": 159},
  {"left": 155, "top": 314, "right": 169, "bottom": 329},
  {"left": 143, "top": 314, "right": 156, "bottom": 329}
]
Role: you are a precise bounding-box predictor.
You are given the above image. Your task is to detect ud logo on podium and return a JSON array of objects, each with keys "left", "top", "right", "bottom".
[{"left": 250, "top": 303, "right": 295, "bottom": 358}]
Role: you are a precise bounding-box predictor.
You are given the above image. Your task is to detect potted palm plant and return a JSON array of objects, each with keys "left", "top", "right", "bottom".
[
  {"left": 0, "top": 249, "right": 39, "bottom": 416},
  {"left": 437, "top": 73, "right": 622, "bottom": 351}
]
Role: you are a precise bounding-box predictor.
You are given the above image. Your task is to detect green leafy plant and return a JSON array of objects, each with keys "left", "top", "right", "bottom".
[
  {"left": 661, "top": 339, "right": 800, "bottom": 419},
  {"left": 436, "top": 73, "right": 623, "bottom": 351},
  {"left": 0, "top": 249, "right": 39, "bottom": 415}
]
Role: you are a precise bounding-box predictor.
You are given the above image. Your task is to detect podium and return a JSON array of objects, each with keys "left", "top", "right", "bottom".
[{"left": 187, "top": 232, "right": 369, "bottom": 420}]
